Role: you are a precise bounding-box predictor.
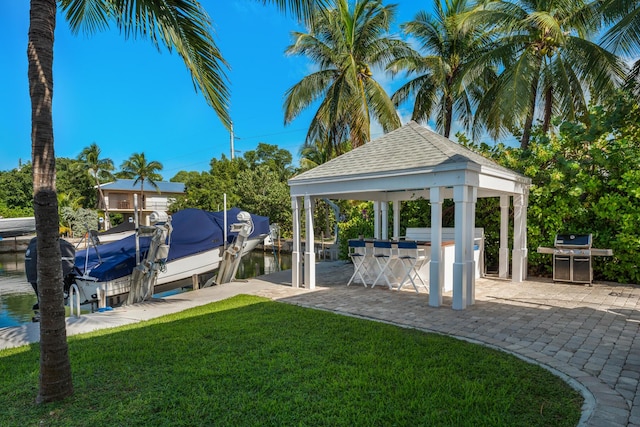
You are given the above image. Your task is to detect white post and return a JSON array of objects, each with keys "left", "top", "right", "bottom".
[
  {"left": 223, "top": 193, "right": 228, "bottom": 251},
  {"left": 453, "top": 185, "right": 469, "bottom": 310},
  {"left": 134, "top": 193, "right": 140, "bottom": 265},
  {"left": 466, "top": 187, "right": 477, "bottom": 305},
  {"left": 291, "top": 197, "right": 301, "bottom": 288},
  {"left": 392, "top": 201, "right": 400, "bottom": 241},
  {"left": 230, "top": 121, "right": 235, "bottom": 160},
  {"left": 429, "top": 187, "right": 443, "bottom": 307},
  {"left": 373, "top": 201, "right": 380, "bottom": 240},
  {"left": 522, "top": 190, "right": 529, "bottom": 280},
  {"left": 103, "top": 195, "right": 110, "bottom": 230},
  {"left": 512, "top": 193, "right": 525, "bottom": 283},
  {"left": 499, "top": 195, "right": 510, "bottom": 278},
  {"left": 381, "top": 202, "right": 389, "bottom": 240},
  {"left": 304, "top": 195, "right": 316, "bottom": 289}
]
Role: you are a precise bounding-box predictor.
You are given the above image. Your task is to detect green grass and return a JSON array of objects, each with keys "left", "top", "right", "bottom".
[{"left": 0, "top": 295, "right": 582, "bottom": 426}]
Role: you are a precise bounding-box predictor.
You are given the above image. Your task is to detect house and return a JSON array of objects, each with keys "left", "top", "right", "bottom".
[{"left": 99, "top": 179, "right": 185, "bottom": 228}]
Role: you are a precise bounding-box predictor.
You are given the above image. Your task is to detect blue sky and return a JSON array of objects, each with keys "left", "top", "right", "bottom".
[{"left": 1, "top": 1, "right": 426, "bottom": 178}]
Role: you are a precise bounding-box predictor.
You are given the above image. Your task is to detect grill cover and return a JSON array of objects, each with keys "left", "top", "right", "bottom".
[{"left": 554, "top": 234, "right": 592, "bottom": 248}]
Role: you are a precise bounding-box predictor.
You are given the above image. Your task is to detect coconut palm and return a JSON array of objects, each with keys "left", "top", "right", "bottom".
[
  {"left": 465, "top": 0, "right": 626, "bottom": 149},
  {"left": 389, "top": 0, "right": 495, "bottom": 138},
  {"left": 298, "top": 136, "right": 351, "bottom": 172},
  {"left": 77, "top": 143, "right": 115, "bottom": 229},
  {"left": 28, "top": 0, "right": 325, "bottom": 403},
  {"left": 599, "top": 0, "right": 640, "bottom": 98},
  {"left": 119, "top": 152, "right": 163, "bottom": 214},
  {"left": 284, "top": 0, "right": 415, "bottom": 151}
]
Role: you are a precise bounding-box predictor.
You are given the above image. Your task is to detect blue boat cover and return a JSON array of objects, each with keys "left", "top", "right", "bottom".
[{"left": 75, "top": 208, "right": 270, "bottom": 282}]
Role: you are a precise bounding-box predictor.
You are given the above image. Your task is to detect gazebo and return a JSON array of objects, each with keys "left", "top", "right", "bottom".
[{"left": 288, "top": 121, "right": 531, "bottom": 309}]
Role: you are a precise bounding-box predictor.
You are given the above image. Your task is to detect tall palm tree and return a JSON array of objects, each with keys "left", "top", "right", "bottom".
[
  {"left": 600, "top": 0, "right": 640, "bottom": 98},
  {"left": 119, "top": 152, "right": 163, "bottom": 215},
  {"left": 77, "top": 143, "right": 115, "bottom": 229},
  {"left": 389, "top": 0, "right": 495, "bottom": 138},
  {"left": 284, "top": 0, "right": 414, "bottom": 151},
  {"left": 27, "top": 0, "right": 325, "bottom": 403},
  {"left": 464, "top": 0, "right": 625, "bottom": 149}
]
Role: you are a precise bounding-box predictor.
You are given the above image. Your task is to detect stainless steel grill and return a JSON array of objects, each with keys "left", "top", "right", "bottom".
[{"left": 537, "top": 233, "right": 613, "bottom": 284}]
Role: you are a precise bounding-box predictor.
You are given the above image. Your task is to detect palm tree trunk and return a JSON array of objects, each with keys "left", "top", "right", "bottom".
[
  {"left": 28, "top": 0, "right": 73, "bottom": 403},
  {"left": 542, "top": 85, "right": 553, "bottom": 133},
  {"left": 444, "top": 95, "right": 453, "bottom": 138},
  {"left": 521, "top": 78, "right": 539, "bottom": 150}
]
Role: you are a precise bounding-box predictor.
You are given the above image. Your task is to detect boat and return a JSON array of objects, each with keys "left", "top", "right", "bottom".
[
  {"left": 94, "top": 221, "right": 136, "bottom": 243},
  {"left": 0, "top": 217, "right": 36, "bottom": 238},
  {"left": 72, "top": 208, "right": 270, "bottom": 306}
]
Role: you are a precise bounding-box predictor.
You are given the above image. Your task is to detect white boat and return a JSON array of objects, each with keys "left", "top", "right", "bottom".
[
  {"left": 72, "top": 208, "right": 270, "bottom": 306},
  {"left": 0, "top": 217, "right": 36, "bottom": 238}
]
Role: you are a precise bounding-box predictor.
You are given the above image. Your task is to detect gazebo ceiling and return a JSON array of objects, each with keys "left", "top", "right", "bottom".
[{"left": 289, "top": 121, "right": 531, "bottom": 200}]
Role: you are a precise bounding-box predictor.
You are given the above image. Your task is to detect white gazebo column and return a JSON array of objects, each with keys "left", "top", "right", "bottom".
[
  {"left": 429, "top": 187, "right": 444, "bottom": 307},
  {"left": 373, "top": 201, "right": 381, "bottom": 239},
  {"left": 499, "top": 195, "right": 510, "bottom": 278},
  {"left": 392, "top": 201, "right": 400, "bottom": 240},
  {"left": 381, "top": 202, "right": 389, "bottom": 240},
  {"left": 291, "top": 196, "right": 302, "bottom": 288},
  {"left": 453, "top": 185, "right": 470, "bottom": 310},
  {"left": 512, "top": 193, "right": 526, "bottom": 283},
  {"left": 304, "top": 195, "right": 316, "bottom": 289},
  {"left": 466, "top": 187, "right": 477, "bottom": 305}
]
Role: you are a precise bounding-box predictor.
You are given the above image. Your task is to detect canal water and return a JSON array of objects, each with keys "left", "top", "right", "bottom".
[{"left": 0, "top": 249, "right": 292, "bottom": 328}]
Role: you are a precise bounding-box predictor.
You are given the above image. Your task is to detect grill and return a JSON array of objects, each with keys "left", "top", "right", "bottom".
[{"left": 537, "top": 233, "right": 613, "bottom": 284}]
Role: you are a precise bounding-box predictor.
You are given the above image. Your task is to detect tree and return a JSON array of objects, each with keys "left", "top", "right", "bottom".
[
  {"left": 27, "top": 0, "right": 325, "bottom": 403},
  {"left": 0, "top": 163, "right": 34, "bottom": 217},
  {"left": 465, "top": 0, "right": 625, "bottom": 149},
  {"left": 56, "top": 157, "right": 95, "bottom": 209},
  {"left": 77, "top": 143, "right": 115, "bottom": 229},
  {"left": 119, "top": 152, "right": 163, "bottom": 214},
  {"left": 284, "top": 0, "right": 414, "bottom": 151},
  {"left": 243, "top": 142, "right": 295, "bottom": 180},
  {"left": 235, "top": 165, "right": 292, "bottom": 232},
  {"left": 599, "top": 0, "right": 640, "bottom": 99},
  {"left": 389, "top": 0, "right": 495, "bottom": 138}
]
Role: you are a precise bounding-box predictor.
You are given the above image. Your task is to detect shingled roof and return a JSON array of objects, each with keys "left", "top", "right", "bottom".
[{"left": 290, "top": 121, "right": 525, "bottom": 182}]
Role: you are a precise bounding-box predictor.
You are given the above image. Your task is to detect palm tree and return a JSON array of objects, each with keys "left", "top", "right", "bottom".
[
  {"left": 77, "top": 143, "right": 115, "bottom": 229},
  {"left": 298, "top": 136, "right": 350, "bottom": 172},
  {"left": 464, "top": 0, "right": 626, "bottom": 149},
  {"left": 599, "top": 0, "right": 640, "bottom": 98},
  {"left": 389, "top": 0, "right": 495, "bottom": 138},
  {"left": 284, "top": 0, "right": 415, "bottom": 151},
  {"left": 119, "top": 152, "right": 163, "bottom": 215},
  {"left": 27, "top": 0, "right": 325, "bottom": 403}
]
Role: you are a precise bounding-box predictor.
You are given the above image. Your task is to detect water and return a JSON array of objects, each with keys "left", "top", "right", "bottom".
[{"left": 0, "top": 249, "right": 292, "bottom": 328}]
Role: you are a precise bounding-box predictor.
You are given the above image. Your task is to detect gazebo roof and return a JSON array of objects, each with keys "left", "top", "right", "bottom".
[{"left": 289, "top": 121, "right": 530, "bottom": 200}]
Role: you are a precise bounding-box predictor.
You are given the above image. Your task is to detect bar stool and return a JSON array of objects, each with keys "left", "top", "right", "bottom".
[
  {"left": 396, "top": 240, "right": 429, "bottom": 293},
  {"left": 347, "top": 239, "right": 371, "bottom": 287},
  {"left": 371, "top": 240, "right": 398, "bottom": 289}
]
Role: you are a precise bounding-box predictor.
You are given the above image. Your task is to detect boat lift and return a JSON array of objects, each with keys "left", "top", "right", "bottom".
[
  {"left": 126, "top": 211, "right": 173, "bottom": 305},
  {"left": 205, "top": 211, "right": 254, "bottom": 286}
]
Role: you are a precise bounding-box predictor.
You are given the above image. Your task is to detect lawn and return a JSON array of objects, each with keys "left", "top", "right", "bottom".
[{"left": 0, "top": 295, "right": 582, "bottom": 426}]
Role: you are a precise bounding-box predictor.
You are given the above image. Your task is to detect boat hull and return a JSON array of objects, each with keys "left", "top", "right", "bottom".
[
  {"left": 73, "top": 237, "right": 263, "bottom": 304},
  {"left": 0, "top": 217, "right": 36, "bottom": 238}
]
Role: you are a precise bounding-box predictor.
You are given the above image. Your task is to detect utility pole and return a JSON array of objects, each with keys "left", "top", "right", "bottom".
[{"left": 230, "top": 121, "right": 235, "bottom": 160}]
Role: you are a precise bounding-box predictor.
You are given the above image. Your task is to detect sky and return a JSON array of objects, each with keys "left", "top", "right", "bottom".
[{"left": 1, "top": 1, "right": 427, "bottom": 179}]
